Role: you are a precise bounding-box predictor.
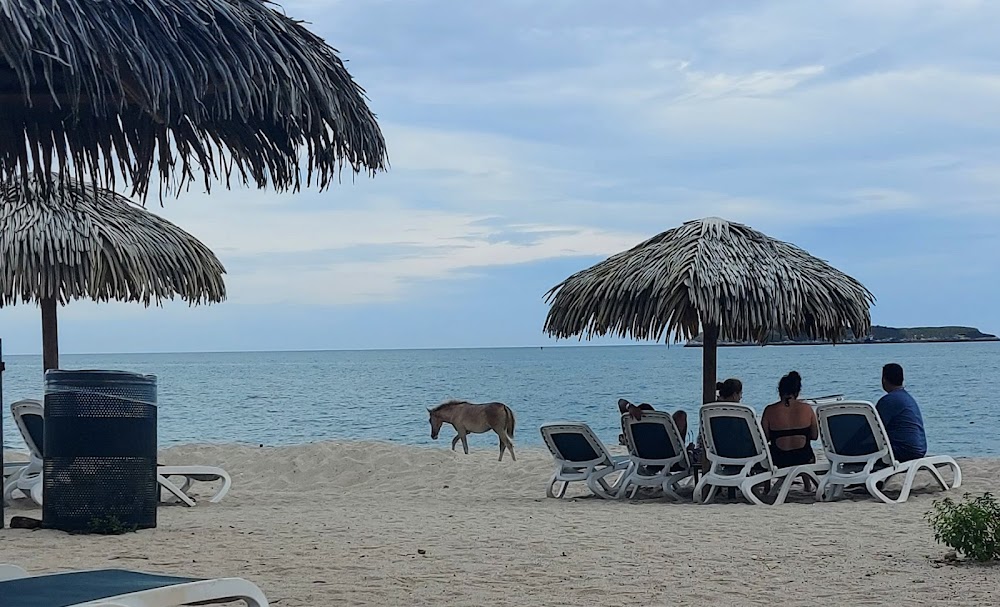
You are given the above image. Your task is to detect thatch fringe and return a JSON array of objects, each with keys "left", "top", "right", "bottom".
[
  {"left": 543, "top": 217, "right": 874, "bottom": 344},
  {"left": 0, "top": 0, "right": 387, "bottom": 201},
  {"left": 0, "top": 175, "right": 226, "bottom": 306}
]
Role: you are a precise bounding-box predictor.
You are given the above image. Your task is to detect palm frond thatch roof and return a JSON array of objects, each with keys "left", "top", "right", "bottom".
[
  {"left": 543, "top": 217, "right": 875, "bottom": 344},
  {"left": 0, "top": 0, "right": 387, "bottom": 200},
  {"left": 0, "top": 175, "right": 226, "bottom": 307}
]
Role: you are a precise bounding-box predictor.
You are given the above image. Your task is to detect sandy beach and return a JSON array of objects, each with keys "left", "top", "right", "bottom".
[{"left": 2, "top": 442, "right": 998, "bottom": 606}]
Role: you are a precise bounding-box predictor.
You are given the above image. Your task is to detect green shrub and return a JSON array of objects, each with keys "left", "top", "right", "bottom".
[
  {"left": 85, "top": 515, "right": 138, "bottom": 535},
  {"left": 926, "top": 492, "right": 1000, "bottom": 563}
]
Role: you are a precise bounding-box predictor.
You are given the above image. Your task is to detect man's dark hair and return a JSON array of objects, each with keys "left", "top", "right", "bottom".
[{"left": 883, "top": 363, "right": 904, "bottom": 386}]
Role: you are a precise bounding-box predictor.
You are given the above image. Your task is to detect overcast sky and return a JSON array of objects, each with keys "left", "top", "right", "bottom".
[{"left": 2, "top": 0, "right": 998, "bottom": 355}]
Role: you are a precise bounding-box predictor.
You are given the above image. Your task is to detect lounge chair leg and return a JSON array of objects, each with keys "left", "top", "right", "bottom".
[
  {"left": 949, "top": 462, "right": 963, "bottom": 489},
  {"left": 693, "top": 478, "right": 706, "bottom": 503},
  {"left": 696, "top": 482, "right": 719, "bottom": 504},
  {"left": 158, "top": 475, "right": 197, "bottom": 507},
  {"left": 740, "top": 480, "right": 767, "bottom": 506},
  {"left": 546, "top": 473, "right": 567, "bottom": 499},
  {"left": 662, "top": 484, "right": 681, "bottom": 502},
  {"left": 209, "top": 473, "right": 233, "bottom": 504},
  {"left": 922, "top": 465, "right": 949, "bottom": 492}
]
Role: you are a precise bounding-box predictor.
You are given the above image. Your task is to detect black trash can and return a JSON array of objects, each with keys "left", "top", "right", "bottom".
[{"left": 42, "top": 370, "right": 158, "bottom": 532}]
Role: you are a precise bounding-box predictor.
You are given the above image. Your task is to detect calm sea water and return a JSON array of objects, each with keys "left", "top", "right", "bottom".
[{"left": 2, "top": 343, "right": 998, "bottom": 456}]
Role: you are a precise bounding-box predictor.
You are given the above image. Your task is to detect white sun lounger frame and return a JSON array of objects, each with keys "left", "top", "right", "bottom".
[
  {"left": 694, "top": 402, "right": 828, "bottom": 506},
  {"left": 618, "top": 411, "right": 693, "bottom": 500},
  {"left": 814, "top": 400, "right": 962, "bottom": 504},
  {"left": 540, "top": 421, "right": 629, "bottom": 499},
  {"left": 3, "top": 399, "right": 231, "bottom": 507}
]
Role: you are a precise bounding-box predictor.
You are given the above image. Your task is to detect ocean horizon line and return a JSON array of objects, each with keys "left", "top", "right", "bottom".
[
  {"left": 2, "top": 342, "right": 680, "bottom": 357},
  {"left": 4, "top": 338, "right": 998, "bottom": 358}
]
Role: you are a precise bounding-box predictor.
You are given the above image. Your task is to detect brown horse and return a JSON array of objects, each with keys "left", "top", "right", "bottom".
[{"left": 428, "top": 400, "right": 516, "bottom": 461}]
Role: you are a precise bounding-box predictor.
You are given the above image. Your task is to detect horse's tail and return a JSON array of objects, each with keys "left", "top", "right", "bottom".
[{"left": 505, "top": 405, "right": 516, "bottom": 437}]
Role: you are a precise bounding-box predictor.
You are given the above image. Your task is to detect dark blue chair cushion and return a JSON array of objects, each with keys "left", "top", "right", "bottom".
[
  {"left": 631, "top": 422, "right": 678, "bottom": 460},
  {"left": 710, "top": 417, "right": 757, "bottom": 459},
  {"left": 830, "top": 413, "right": 879, "bottom": 457},
  {"left": 551, "top": 432, "right": 600, "bottom": 462},
  {"left": 22, "top": 413, "right": 44, "bottom": 457}
]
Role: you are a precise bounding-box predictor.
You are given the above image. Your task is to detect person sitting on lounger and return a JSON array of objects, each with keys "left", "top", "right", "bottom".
[
  {"left": 689, "top": 377, "right": 745, "bottom": 467},
  {"left": 716, "top": 378, "right": 743, "bottom": 404},
  {"left": 876, "top": 363, "right": 927, "bottom": 462},
  {"left": 761, "top": 371, "right": 818, "bottom": 468},
  {"left": 617, "top": 399, "right": 688, "bottom": 445}
]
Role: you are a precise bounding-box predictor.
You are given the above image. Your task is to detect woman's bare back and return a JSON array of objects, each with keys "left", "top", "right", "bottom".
[{"left": 762, "top": 400, "right": 818, "bottom": 451}]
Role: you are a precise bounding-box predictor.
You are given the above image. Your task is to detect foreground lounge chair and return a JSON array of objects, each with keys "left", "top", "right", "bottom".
[
  {"left": 618, "top": 411, "right": 693, "bottom": 500},
  {"left": 694, "top": 402, "right": 828, "bottom": 506},
  {"left": 2, "top": 400, "right": 46, "bottom": 506},
  {"left": 540, "top": 422, "right": 629, "bottom": 499},
  {"left": 0, "top": 564, "right": 268, "bottom": 606},
  {"left": 3, "top": 399, "right": 232, "bottom": 508},
  {"left": 814, "top": 401, "right": 962, "bottom": 504}
]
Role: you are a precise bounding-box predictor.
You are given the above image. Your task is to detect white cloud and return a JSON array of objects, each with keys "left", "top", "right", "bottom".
[
  {"left": 163, "top": 202, "right": 646, "bottom": 304},
  {"left": 226, "top": 225, "right": 645, "bottom": 305},
  {"left": 22, "top": 1, "right": 999, "bottom": 320}
]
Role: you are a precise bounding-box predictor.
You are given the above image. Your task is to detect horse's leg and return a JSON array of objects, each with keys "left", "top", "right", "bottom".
[
  {"left": 460, "top": 432, "right": 469, "bottom": 454},
  {"left": 502, "top": 432, "right": 516, "bottom": 462},
  {"left": 494, "top": 427, "right": 516, "bottom": 462},
  {"left": 451, "top": 435, "right": 461, "bottom": 451}
]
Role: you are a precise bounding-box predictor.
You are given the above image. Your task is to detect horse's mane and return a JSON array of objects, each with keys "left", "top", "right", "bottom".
[{"left": 430, "top": 399, "right": 469, "bottom": 412}]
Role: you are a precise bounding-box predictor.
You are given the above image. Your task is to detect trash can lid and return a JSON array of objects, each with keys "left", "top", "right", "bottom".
[{"left": 44, "top": 369, "right": 157, "bottom": 385}]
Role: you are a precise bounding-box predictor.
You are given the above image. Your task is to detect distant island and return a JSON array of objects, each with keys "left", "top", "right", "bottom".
[{"left": 684, "top": 325, "right": 999, "bottom": 347}]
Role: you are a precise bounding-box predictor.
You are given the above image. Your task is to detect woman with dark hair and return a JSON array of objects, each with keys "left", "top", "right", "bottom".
[
  {"left": 761, "top": 371, "right": 819, "bottom": 469},
  {"left": 716, "top": 378, "right": 743, "bottom": 402},
  {"left": 687, "top": 377, "right": 745, "bottom": 468}
]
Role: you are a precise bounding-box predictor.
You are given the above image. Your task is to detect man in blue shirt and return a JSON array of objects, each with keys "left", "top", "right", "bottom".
[{"left": 876, "top": 363, "right": 927, "bottom": 461}]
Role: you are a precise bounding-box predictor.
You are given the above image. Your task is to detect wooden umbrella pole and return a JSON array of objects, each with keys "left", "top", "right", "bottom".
[
  {"left": 702, "top": 324, "right": 719, "bottom": 404},
  {"left": 41, "top": 298, "right": 59, "bottom": 372}
]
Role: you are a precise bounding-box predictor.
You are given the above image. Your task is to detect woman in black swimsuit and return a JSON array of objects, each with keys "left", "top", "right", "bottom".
[{"left": 761, "top": 371, "right": 819, "bottom": 469}]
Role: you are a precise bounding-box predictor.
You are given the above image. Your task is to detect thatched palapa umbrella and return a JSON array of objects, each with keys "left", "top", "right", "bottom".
[
  {"left": 0, "top": 175, "right": 226, "bottom": 371},
  {"left": 543, "top": 217, "right": 875, "bottom": 404},
  {"left": 0, "top": 0, "right": 388, "bottom": 199}
]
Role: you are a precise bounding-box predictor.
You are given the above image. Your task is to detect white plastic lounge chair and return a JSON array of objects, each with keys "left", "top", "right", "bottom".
[
  {"left": 618, "top": 411, "right": 693, "bottom": 500},
  {"left": 540, "top": 422, "right": 629, "bottom": 499},
  {"left": 2, "top": 400, "right": 45, "bottom": 506},
  {"left": 3, "top": 399, "right": 232, "bottom": 508},
  {"left": 694, "top": 402, "right": 828, "bottom": 506},
  {"left": 814, "top": 401, "right": 962, "bottom": 504},
  {"left": 0, "top": 563, "right": 268, "bottom": 606}
]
